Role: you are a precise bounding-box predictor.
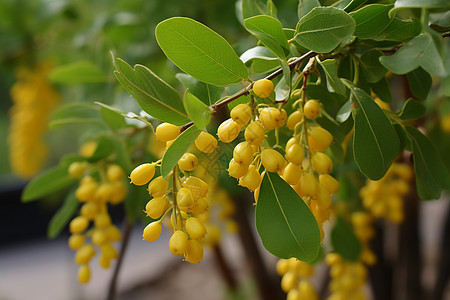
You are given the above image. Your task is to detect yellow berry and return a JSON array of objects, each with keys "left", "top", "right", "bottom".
[
  {"left": 261, "top": 148, "right": 285, "bottom": 173},
  {"left": 217, "top": 118, "right": 241, "bottom": 143},
  {"left": 177, "top": 187, "right": 195, "bottom": 210},
  {"left": 70, "top": 216, "right": 89, "bottom": 234},
  {"left": 239, "top": 165, "right": 261, "bottom": 191},
  {"left": 227, "top": 158, "right": 249, "bottom": 178},
  {"left": 74, "top": 244, "right": 96, "bottom": 265},
  {"left": 276, "top": 259, "right": 290, "bottom": 276},
  {"left": 287, "top": 110, "right": 303, "bottom": 130},
  {"left": 298, "top": 281, "right": 318, "bottom": 300},
  {"left": 95, "top": 182, "right": 114, "bottom": 202},
  {"left": 299, "top": 173, "right": 318, "bottom": 197},
  {"left": 325, "top": 253, "right": 342, "bottom": 266},
  {"left": 281, "top": 271, "right": 298, "bottom": 293},
  {"left": 169, "top": 230, "right": 188, "bottom": 256},
  {"left": 245, "top": 120, "right": 265, "bottom": 146},
  {"left": 319, "top": 174, "right": 339, "bottom": 194},
  {"left": 287, "top": 289, "right": 300, "bottom": 300},
  {"left": 145, "top": 196, "right": 169, "bottom": 219},
  {"left": 285, "top": 144, "right": 305, "bottom": 165},
  {"left": 311, "top": 152, "right": 333, "bottom": 174},
  {"left": 109, "top": 181, "right": 127, "bottom": 204},
  {"left": 190, "top": 197, "right": 209, "bottom": 214},
  {"left": 186, "top": 217, "right": 207, "bottom": 240},
  {"left": 182, "top": 176, "right": 208, "bottom": 199},
  {"left": 195, "top": 131, "right": 218, "bottom": 153},
  {"left": 78, "top": 265, "right": 91, "bottom": 284},
  {"left": 75, "top": 181, "right": 98, "bottom": 202},
  {"left": 283, "top": 163, "right": 303, "bottom": 185},
  {"left": 148, "top": 176, "right": 169, "bottom": 197},
  {"left": 92, "top": 229, "right": 108, "bottom": 246},
  {"left": 101, "top": 243, "right": 119, "bottom": 260},
  {"left": 105, "top": 225, "right": 122, "bottom": 242},
  {"left": 253, "top": 79, "right": 274, "bottom": 98},
  {"left": 142, "top": 221, "right": 162, "bottom": 242},
  {"left": 68, "top": 161, "right": 88, "bottom": 179},
  {"left": 94, "top": 212, "right": 111, "bottom": 228},
  {"left": 184, "top": 239, "right": 204, "bottom": 264},
  {"left": 304, "top": 100, "right": 320, "bottom": 120},
  {"left": 68, "top": 234, "right": 85, "bottom": 250},
  {"left": 231, "top": 103, "right": 252, "bottom": 126},
  {"left": 233, "top": 141, "right": 254, "bottom": 166},
  {"left": 106, "top": 164, "right": 125, "bottom": 182},
  {"left": 99, "top": 254, "right": 111, "bottom": 269},
  {"left": 308, "top": 127, "right": 333, "bottom": 152},
  {"left": 80, "top": 141, "right": 97, "bottom": 158},
  {"left": 155, "top": 123, "right": 180, "bottom": 142},
  {"left": 129, "top": 163, "right": 156, "bottom": 186},
  {"left": 316, "top": 186, "right": 332, "bottom": 209},
  {"left": 259, "top": 107, "right": 284, "bottom": 130},
  {"left": 178, "top": 153, "right": 198, "bottom": 171}
]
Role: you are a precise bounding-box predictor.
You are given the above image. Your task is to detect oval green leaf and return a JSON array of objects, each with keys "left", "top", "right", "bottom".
[
  {"left": 184, "top": 90, "right": 212, "bottom": 129},
  {"left": 47, "top": 189, "right": 79, "bottom": 238},
  {"left": 295, "top": 7, "right": 355, "bottom": 53},
  {"left": 255, "top": 172, "right": 321, "bottom": 262},
  {"left": 331, "top": 217, "right": 362, "bottom": 261},
  {"left": 176, "top": 73, "right": 224, "bottom": 106},
  {"left": 398, "top": 98, "right": 426, "bottom": 121},
  {"left": 350, "top": 4, "right": 393, "bottom": 39},
  {"left": 156, "top": 17, "right": 248, "bottom": 86},
  {"left": 351, "top": 86, "right": 400, "bottom": 180}
]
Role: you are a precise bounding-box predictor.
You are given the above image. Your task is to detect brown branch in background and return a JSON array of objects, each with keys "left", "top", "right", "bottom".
[
  {"left": 106, "top": 217, "right": 133, "bottom": 300},
  {"left": 212, "top": 244, "right": 238, "bottom": 291}
]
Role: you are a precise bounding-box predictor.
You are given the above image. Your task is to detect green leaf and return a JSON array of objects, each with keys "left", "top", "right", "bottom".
[
  {"left": 343, "top": 0, "right": 369, "bottom": 12},
  {"left": 371, "top": 77, "right": 392, "bottom": 103},
  {"left": 22, "top": 166, "right": 76, "bottom": 202},
  {"left": 49, "top": 61, "right": 109, "bottom": 84},
  {"left": 295, "top": 7, "right": 355, "bottom": 53},
  {"left": 255, "top": 172, "right": 321, "bottom": 262},
  {"left": 406, "top": 126, "right": 450, "bottom": 200},
  {"left": 331, "top": 217, "right": 362, "bottom": 261},
  {"left": 100, "top": 106, "right": 128, "bottom": 130},
  {"left": 184, "top": 90, "right": 211, "bottom": 129},
  {"left": 49, "top": 103, "right": 102, "bottom": 129},
  {"left": 95, "top": 102, "right": 154, "bottom": 130},
  {"left": 337, "top": 99, "right": 352, "bottom": 123},
  {"left": 298, "top": 0, "right": 320, "bottom": 19},
  {"left": 244, "top": 15, "right": 289, "bottom": 59},
  {"left": 156, "top": 17, "right": 248, "bottom": 86},
  {"left": 242, "top": 0, "right": 271, "bottom": 20},
  {"left": 275, "top": 60, "right": 291, "bottom": 101},
  {"left": 350, "top": 4, "right": 393, "bottom": 39},
  {"left": 406, "top": 68, "right": 432, "bottom": 100},
  {"left": 360, "top": 50, "right": 388, "bottom": 83},
  {"left": 398, "top": 98, "right": 426, "bottom": 120},
  {"left": 390, "top": 0, "right": 450, "bottom": 17},
  {"left": 430, "top": 11, "right": 450, "bottom": 33},
  {"left": 317, "top": 58, "right": 347, "bottom": 96},
  {"left": 176, "top": 73, "right": 223, "bottom": 106},
  {"left": 161, "top": 126, "right": 202, "bottom": 179},
  {"left": 240, "top": 46, "right": 278, "bottom": 63},
  {"left": 380, "top": 33, "right": 447, "bottom": 78},
  {"left": 351, "top": 86, "right": 400, "bottom": 180},
  {"left": 86, "top": 135, "right": 114, "bottom": 163},
  {"left": 372, "top": 18, "right": 421, "bottom": 42},
  {"left": 47, "top": 190, "right": 79, "bottom": 238},
  {"left": 113, "top": 57, "right": 190, "bottom": 126}
]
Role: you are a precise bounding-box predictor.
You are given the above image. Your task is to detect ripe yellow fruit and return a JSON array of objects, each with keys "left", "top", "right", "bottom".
[
  {"left": 184, "top": 239, "right": 204, "bottom": 264},
  {"left": 261, "top": 149, "right": 285, "bottom": 173},
  {"left": 195, "top": 131, "right": 218, "bottom": 153},
  {"left": 99, "top": 254, "right": 111, "bottom": 269},
  {"left": 228, "top": 158, "right": 249, "bottom": 178},
  {"left": 286, "top": 110, "right": 303, "bottom": 130},
  {"left": 299, "top": 173, "right": 318, "bottom": 197},
  {"left": 109, "top": 181, "right": 127, "bottom": 204},
  {"left": 253, "top": 79, "right": 274, "bottom": 98},
  {"left": 281, "top": 271, "right": 298, "bottom": 293},
  {"left": 80, "top": 202, "right": 99, "bottom": 220},
  {"left": 190, "top": 197, "right": 208, "bottom": 215},
  {"left": 186, "top": 217, "right": 207, "bottom": 240},
  {"left": 308, "top": 127, "right": 333, "bottom": 152},
  {"left": 233, "top": 141, "right": 254, "bottom": 166},
  {"left": 106, "top": 164, "right": 125, "bottom": 182},
  {"left": 105, "top": 225, "right": 122, "bottom": 242},
  {"left": 129, "top": 163, "right": 156, "bottom": 186},
  {"left": 148, "top": 176, "right": 169, "bottom": 197},
  {"left": 70, "top": 216, "right": 89, "bottom": 234},
  {"left": 68, "top": 234, "right": 85, "bottom": 250},
  {"left": 245, "top": 120, "right": 265, "bottom": 146},
  {"left": 298, "top": 281, "right": 318, "bottom": 300},
  {"left": 231, "top": 103, "right": 252, "bottom": 126},
  {"left": 145, "top": 196, "right": 169, "bottom": 219},
  {"left": 178, "top": 153, "right": 198, "bottom": 171},
  {"left": 285, "top": 144, "right": 305, "bottom": 165},
  {"left": 92, "top": 229, "right": 108, "bottom": 246},
  {"left": 169, "top": 230, "right": 188, "bottom": 256},
  {"left": 155, "top": 123, "right": 180, "bottom": 142},
  {"left": 94, "top": 212, "right": 111, "bottom": 228},
  {"left": 101, "top": 243, "right": 119, "bottom": 260},
  {"left": 217, "top": 118, "right": 242, "bottom": 143},
  {"left": 177, "top": 187, "right": 195, "bottom": 210},
  {"left": 80, "top": 141, "right": 97, "bottom": 158},
  {"left": 259, "top": 107, "right": 285, "bottom": 130},
  {"left": 316, "top": 186, "right": 332, "bottom": 209},
  {"left": 304, "top": 100, "right": 320, "bottom": 120},
  {"left": 283, "top": 163, "right": 303, "bottom": 185},
  {"left": 95, "top": 182, "right": 114, "bottom": 202},
  {"left": 68, "top": 161, "right": 88, "bottom": 179},
  {"left": 78, "top": 265, "right": 91, "bottom": 284},
  {"left": 75, "top": 181, "right": 98, "bottom": 202},
  {"left": 182, "top": 176, "right": 208, "bottom": 199},
  {"left": 74, "top": 244, "right": 96, "bottom": 265},
  {"left": 319, "top": 174, "right": 339, "bottom": 194},
  {"left": 239, "top": 165, "right": 261, "bottom": 191},
  {"left": 142, "top": 221, "right": 162, "bottom": 242},
  {"left": 311, "top": 152, "right": 333, "bottom": 174},
  {"left": 276, "top": 259, "right": 289, "bottom": 276}
]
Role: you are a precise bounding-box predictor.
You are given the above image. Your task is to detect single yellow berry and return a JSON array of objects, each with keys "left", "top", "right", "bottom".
[
  {"left": 195, "top": 131, "right": 218, "bottom": 153},
  {"left": 217, "top": 118, "right": 241, "bottom": 143},
  {"left": 68, "top": 161, "right": 88, "bottom": 179},
  {"left": 78, "top": 265, "right": 91, "bottom": 284},
  {"left": 106, "top": 164, "right": 125, "bottom": 182},
  {"left": 129, "top": 163, "right": 156, "bottom": 186},
  {"left": 319, "top": 174, "right": 339, "bottom": 194},
  {"left": 233, "top": 141, "right": 254, "bottom": 166},
  {"left": 68, "top": 234, "right": 85, "bottom": 250},
  {"left": 190, "top": 197, "right": 209, "bottom": 215},
  {"left": 92, "top": 229, "right": 108, "bottom": 246},
  {"left": 109, "top": 181, "right": 127, "bottom": 204},
  {"left": 155, "top": 123, "right": 180, "bottom": 142},
  {"left": 259, "top": 107, "right": 284, "bottom": 130},
  {"left": 441, "top": 113, "right": 450, "bottom": 133},
  {"left": 311, "top": 152, "right": 333, "bottom": 174},
  {"left": 101, "top": 243, "right": 119, "bottom": 260},
  {"left": 282, "top": 163, "right": 303, "bottom": 185},
  {"left": 231, "top": 103, "right": 252, "bottom": 126},
  {"left": 239, "top": 165, "right": 261, "bottom": 191},
  {"left": 74, "top": 244, "right": 96, "bottom": 265},
  {"left": 308, "top": 127, "right": 333, "bottom": 152},
  {"left": 95, "top": 182, "right": 114, "bottom": 202},
  {"left": 182, "top": 176, "right": 208, "bottom": 199},
  {"left": 178, "top": 153, "right": 198, "bottom": 171},
  {"left": 227, "top": 158, "right": 249, "bottom": 179},
  {"left": 253, "top": 79, "right": 274, "bottom": 98},
  {"left": 261, "top": 148, "right": 285, "bottom": 173},
  {"left": 142, "top": 222, "right": 162, "bottom": 242},
  {"left": 105, "top": 225, "right": 122, "bottom": 242},
  {"left": 148, "top": 176, "right": 169, "bottom": 197},
  {"left": 286, "top": 110, "right": 303, "bottom": 130},
  {"left": 75, "top": 181, "right": 98, "bottom": 202},
  {"left": 177, "top": 187, "right": 195, "bottom": 211},
  {"left": 245, "top": 120, "right": 265, "bottom": 146},
  {"left": 316, "top": 186, "right": 332, "bottom": 209},
  {"left": 70, "top": 216, "right": 89, "bottom": 234},
  {"left": 298, "top": 281, "right": 318, "bottom": 300},
  {"left": 186, "top": 217, "right": 207, "bottom": 240},
  {"left": 276, "top": 259, "right": 289, "bottom": 276},
  {"left": 285, "top": 144, "right": 305, "bottom": 165},
  {"left": 80, "top": 202, "right": 99, "bottom": 220},
  {"left": 169, "top": 230, "right": 188, "bottom": 256},
  {"left": 304, "top": 100, "right": 320, "bottom": 120},
  {"left": 145, "top": 196, "right": 169, "bottom": 219},
  {"left": 94, "top": 212, "right": 111, "bottom": 228},
  {"left": 281, "top": 271, "right": 298, "bottom": 293},
  {"left": 299, "top": 173, "right": 318, "bottom": 197},
  {"left": 79, "top": 141, "right": 97, "bottom": 158},
  {"left": 184, "top": 239, "right": 204, "bottom": 264},
  {"left": 99, "top": 254, "right": 111, "bottom": 269}
]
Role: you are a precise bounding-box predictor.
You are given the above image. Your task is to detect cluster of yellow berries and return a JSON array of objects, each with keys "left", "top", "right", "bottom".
[
  {"left": 8, "top": 62, "right": 60, "bottom": 178},
  {"left": 67, "top": 159, "right": 127, "bottom": 284},
  {"left": 360, "top": 163, "right": 412, "bottom": 223},
  {"left": 276, "top": 258, "right": 319, "bottom": 300},
  {"left": 132, "top": 122, "right": 222, "bottom": 264},
  {"left": 325, "top": 253, "right": 368, "bottom": 300}
]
